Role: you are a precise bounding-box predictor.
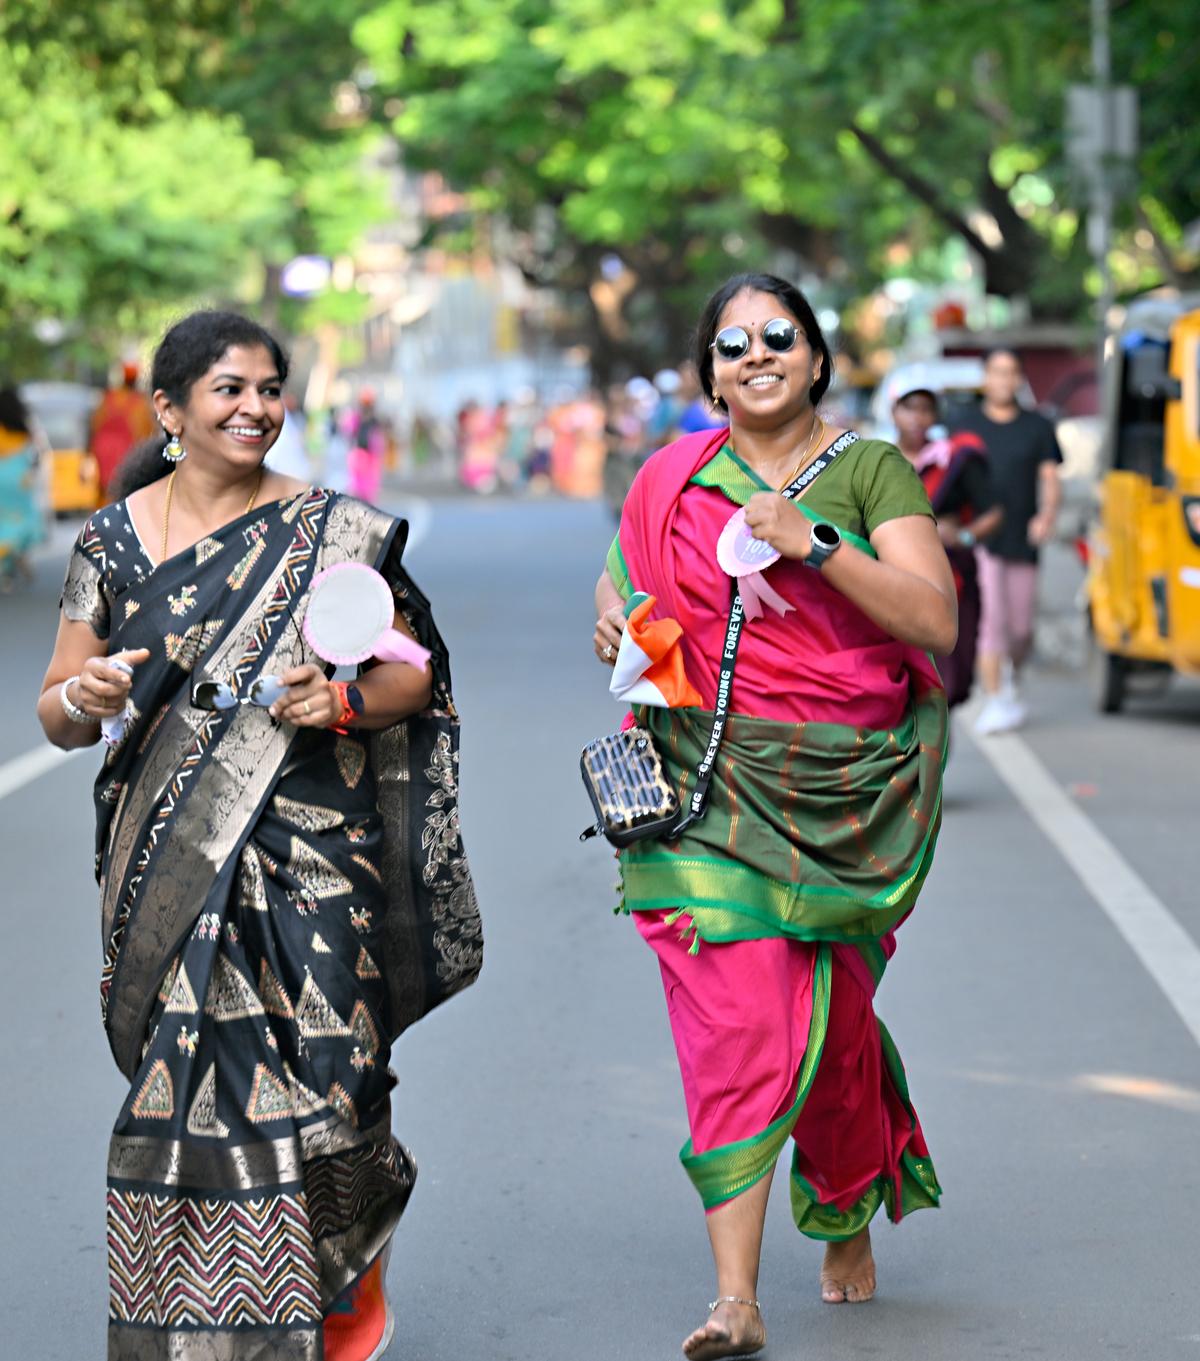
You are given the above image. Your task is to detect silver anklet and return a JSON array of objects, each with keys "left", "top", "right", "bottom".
[{"left": 708, "top": 1296, "right": 761, "bottom": 1313}]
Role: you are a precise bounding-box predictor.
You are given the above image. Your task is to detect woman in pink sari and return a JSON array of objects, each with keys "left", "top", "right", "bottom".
[
  {"left": 593, "top": 274, "right": 956, "bottom": 1360},
  {"left": 345, "top": 390, "right": 388, "bottom": 503}
]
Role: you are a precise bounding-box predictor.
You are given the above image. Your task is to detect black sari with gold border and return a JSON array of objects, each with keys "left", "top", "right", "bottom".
[{"left": 61, "top": 489, "right": 482, "bottom": 1360}]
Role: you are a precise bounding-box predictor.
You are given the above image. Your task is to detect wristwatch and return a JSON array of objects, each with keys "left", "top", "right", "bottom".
[
  {"left": 804, "top": 521, "right": 842, "bottom": 569},
  {"left": 329, "top": 681, "right": 366, "bottom": 730}
]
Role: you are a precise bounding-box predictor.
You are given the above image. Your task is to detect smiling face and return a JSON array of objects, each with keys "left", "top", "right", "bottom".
[
  {"left": 709, "top": 289, "right": 820, "bottom": 431},
  {"left": 155, "top": 344, "right": 284, "bottom": 475}
]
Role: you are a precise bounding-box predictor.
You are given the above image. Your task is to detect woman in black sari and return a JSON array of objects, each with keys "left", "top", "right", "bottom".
[{"left": 38, "top": 311, "right": 481, "bottom": 1361}]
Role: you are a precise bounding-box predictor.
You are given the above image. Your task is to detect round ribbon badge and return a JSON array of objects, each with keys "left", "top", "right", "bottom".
[{"left": 716, "top": 507, "right": 794, "bottom": 620}]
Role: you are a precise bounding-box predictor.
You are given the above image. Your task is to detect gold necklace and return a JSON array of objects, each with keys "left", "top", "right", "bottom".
[
  {"left": 161, "top": 467, "right": 263, "bottom": 564},
  {"left": 776, "top": 415, "right": 825, "bottom": 490}
]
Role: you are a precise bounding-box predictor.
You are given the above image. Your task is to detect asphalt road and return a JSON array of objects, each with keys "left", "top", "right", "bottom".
[{"left": 2, "top": 494, "right": 1199, "bottom": 1361}]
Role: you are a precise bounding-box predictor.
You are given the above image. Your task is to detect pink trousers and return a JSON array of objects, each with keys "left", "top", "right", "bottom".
[{"left": 976, "top": 549, "right": 1039, "bottom": 657}]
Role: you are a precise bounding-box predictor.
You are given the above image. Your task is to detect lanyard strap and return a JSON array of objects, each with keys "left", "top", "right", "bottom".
[{"left": 667, "top": 430, "right": 859, "bottom": 839}]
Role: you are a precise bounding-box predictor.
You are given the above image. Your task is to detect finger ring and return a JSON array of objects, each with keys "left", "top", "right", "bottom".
[
  {"left": 603, "top": 644, "right": 614, "bottom": 660},
  {"left": 303, "top": 700, "right": 312, "bottom": 715}
]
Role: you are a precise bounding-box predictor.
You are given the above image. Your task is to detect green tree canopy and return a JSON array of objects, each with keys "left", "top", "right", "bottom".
[
  {"left": 354, "top": 0, "right": 1197, "bottom": 369},
  {"left": 0, "top": 0, "right": 386, "bottom": 371}
]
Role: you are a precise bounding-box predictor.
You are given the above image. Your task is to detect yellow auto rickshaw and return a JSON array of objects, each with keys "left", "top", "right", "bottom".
[
  {"left": 1087, "top": 294, "right": 1200, "bottom": 711},
  {"left": 20, "top": 381, "right": 103, "bottom": 517}
]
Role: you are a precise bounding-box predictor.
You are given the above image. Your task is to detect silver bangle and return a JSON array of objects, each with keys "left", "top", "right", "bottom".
[{"left": 60, "top": 676, "right": 96, "bottom": 724}]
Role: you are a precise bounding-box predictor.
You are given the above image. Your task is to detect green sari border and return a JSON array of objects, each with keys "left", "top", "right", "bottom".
[
  {"left": 620, "top": 823, "right": 940, "bottom": 945},
  {"left": 681, "top": 946, "right": 833, "bottom": 1209},
  {"left": 606, "top": 535, "right": 633, "bottom": 602},
  {"left": 790, "top": 1148, "right": 941, "bottom": 1240},
  {"left": 788, "top": 1014, "right": 941, "bottom": 1239}
]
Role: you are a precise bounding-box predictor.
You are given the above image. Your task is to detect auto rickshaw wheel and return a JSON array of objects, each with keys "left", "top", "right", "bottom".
[{"left": 1088, "top": 631, "right": 1127, "bottom": 713}]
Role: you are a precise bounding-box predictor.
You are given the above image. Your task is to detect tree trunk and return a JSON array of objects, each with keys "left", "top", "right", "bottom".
[{"left": 848, "top": 123, "right": 1064, "bottom": 309}]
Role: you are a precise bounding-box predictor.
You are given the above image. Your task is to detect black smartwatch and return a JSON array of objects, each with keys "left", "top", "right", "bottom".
[
  {"left": 805, "top": 521, "right": 842, "bottom": 569},
  {"left": 345, "top": 683, "right": 366, "bottom": 718}
]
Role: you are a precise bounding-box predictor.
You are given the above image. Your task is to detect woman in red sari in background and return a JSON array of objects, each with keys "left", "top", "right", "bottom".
[
  {"left": 593, "top": 275, "right": 956, "bottom": 1361},
  {"left": 892, "top": 385, "right": 1003, "bottom": 707}
]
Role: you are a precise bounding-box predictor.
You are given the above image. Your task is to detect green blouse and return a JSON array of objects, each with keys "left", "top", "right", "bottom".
[
  {"left": 607, "top": 436, "right": 933, "bottom": 597},
  {"left": 691, "top": 438, "right": 933, "bottom": 538}
]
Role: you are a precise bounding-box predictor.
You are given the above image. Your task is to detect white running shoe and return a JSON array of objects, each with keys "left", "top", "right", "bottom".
[
  {"left": 1000, "top": 676, "right": 1028, "bottom": 730},
  {"left": 974, "top": 694, "right": 1022, "bottom": 736}
]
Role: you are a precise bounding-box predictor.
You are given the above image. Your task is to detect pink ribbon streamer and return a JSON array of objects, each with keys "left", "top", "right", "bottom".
[
  {"left": 737, "top": 570, "right": 794, "bottom": 621},
  {"left": 373, "top": 628, "right": 433, "bottom": 669}
]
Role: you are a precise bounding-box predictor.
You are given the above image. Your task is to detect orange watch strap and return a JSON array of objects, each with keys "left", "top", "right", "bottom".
[{"left": 328, "top": 681, "right": 353, "bottom": 731}]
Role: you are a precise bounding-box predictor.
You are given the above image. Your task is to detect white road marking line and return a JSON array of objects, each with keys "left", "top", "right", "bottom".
[
  {"left": 970, "top": 728, "right": 1200, "bottom": 1050},
  {"left": 0, "top": 743, "right": 86, "bottom": 802}
]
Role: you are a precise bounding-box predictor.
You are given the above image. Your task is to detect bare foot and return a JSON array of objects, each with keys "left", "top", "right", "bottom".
[
  {"left": 682, "top": 1299, "right": 766, "bottom": 1360},
  {"left": 820, "top": 1227, "right": 876, "bottom": 1304}
]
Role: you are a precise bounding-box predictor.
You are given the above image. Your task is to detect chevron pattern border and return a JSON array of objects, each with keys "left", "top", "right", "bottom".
[
  {"left": 306, "top": 1137, "right": 415, "bottom": 1244},
  {"left": 108, "top": 1188, "right": 323, "bottom": 1328}
]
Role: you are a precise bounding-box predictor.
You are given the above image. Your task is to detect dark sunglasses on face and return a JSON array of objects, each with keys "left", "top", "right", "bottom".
[{"left": 710, "top": 317, "right": 799, "bottom": 362}]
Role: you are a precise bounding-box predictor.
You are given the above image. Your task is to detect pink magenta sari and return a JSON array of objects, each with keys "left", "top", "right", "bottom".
[{"left": 610, "top": 429, "right": 944, "bottom": 1230}]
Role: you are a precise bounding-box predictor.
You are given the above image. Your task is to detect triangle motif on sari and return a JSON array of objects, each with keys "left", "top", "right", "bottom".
[
  {"left": 162, "top": 962, "right": 199, "bottom": 1016},
  {"left": 348, "top": 1000, "right": 380, "bottom": 1058},
  {"left": 186, "top": 1063, "right": 230, "bottom": 1138},
  {"left": 194, "top": 536, "right": 224, "bottom": 564},
  {"left": 287, "top": 836, "right": 353, "bottom": 899},
  {"left": 258, "top": 961, "right": 294, "bottom": 1019},
  {"left": 226, "top": 538, "right": 267, "bottom": 591},
  {"left": 335, "top": 737, "right": 366, "bottom": 790},
  {"left": 157, "top": 957, "right": 180, "bottom": 1004},
  {"left": 131, "top": 1060, "right": 174, "bottom": 1121},
  {"left": 239, "top": 845, "right": 269, "bottom": 912},
  {"left": 327, "top": 1082, "right": 358, "bottom": 1127},
  {"left": 204, "top": 955, "right": 266, "bottom": 1022},
  {"left": 351, "top": 852, "right": 382, "bottom": 883},
  {"left": 355, "top": 947, "right": 381, "bottom": 980},
  {"left": 284, "top": 1063, "right": 328, "bottom": 1118},
  {"left": 273, "top": 794, "right": 344, "bottom": 832},
  {"left": 295, "top": 971, "right": 352, "bottom": 1039},
  {"left": 246, "top": 1063, "right": 293, "bottom": 1124}
]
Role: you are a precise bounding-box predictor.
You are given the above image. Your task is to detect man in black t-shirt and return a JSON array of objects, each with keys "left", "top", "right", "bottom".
[{"left": 953, "top": 349, "right": 1062, "bottom": 734}]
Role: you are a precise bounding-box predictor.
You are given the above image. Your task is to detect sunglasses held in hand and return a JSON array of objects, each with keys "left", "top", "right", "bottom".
[
  {"left": 189, "top": 600, "right": 298, "bottom": 713},
  {"left": 191, "top": 674, "right": 289, "bottom": 712}
]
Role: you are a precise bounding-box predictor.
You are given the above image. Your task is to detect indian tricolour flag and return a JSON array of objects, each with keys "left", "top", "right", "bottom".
[{"left": 609, "top": 592, "right": 703, "bottom": 709}]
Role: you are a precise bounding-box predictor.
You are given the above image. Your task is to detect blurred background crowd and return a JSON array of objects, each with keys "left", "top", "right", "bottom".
[{"left": 1, "top": 0, "right": 1195, "bottom": 720}]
